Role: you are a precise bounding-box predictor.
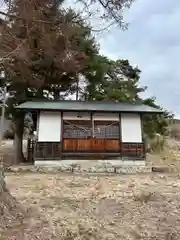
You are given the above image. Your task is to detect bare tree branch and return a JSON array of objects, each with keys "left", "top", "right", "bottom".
[
  {"left": 76, "top": 0, "right": 134, "bottom": 29},
  {"left": 0, "top": 10, "right": 52, "bottom": 24},
  {"left": 0, "top": 39, "right": 27, "bottom": 62}
]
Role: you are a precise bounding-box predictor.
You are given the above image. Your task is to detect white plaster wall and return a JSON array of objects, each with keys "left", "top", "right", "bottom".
[
  {"left": 121, "top": 113, "right": 142, "bottom": 143},
  {"left": 93, "top": 113, "right": 119, "bottom": 121},
  {"left": 38, "top": 111, "right": 61, "bottom": 142},
  {"left": 63, "top": 112, "right": 91, "bottom": 120}
]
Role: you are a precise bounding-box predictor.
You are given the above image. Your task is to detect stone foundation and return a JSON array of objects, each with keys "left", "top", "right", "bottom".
[
  {"left": 6, "top": 159, "right": 151, "bottom": 174},
  {"left": 35, "top": 159, "right": 146, "bottom": 167}
]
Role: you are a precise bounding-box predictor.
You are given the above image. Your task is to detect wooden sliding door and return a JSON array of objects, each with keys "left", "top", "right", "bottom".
[
  {"left": 63, "top": 119, "right": 120, "bottom": 153},
  {"left": 63, "top": 120, "right": 91, "bottom": 152},
  {"left": 92, "top": 120, "right": 120, "bottom": 152}
]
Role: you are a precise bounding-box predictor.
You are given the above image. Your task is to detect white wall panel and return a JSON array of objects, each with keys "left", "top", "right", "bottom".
[
  {"left": 121, "top": 113, "right": 142, "bottom": 143},
  {"left": 63, "top": 112, "right": 91, "bottom": 120},
  {"left": 93, "top": 113, "right": 119, "bottom": 121},
  {"left": 38, "top": 111, "right": 61, "bottom": 142}
]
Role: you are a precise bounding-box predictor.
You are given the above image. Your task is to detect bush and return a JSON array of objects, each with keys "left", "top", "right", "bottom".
[
  {"left": 170, "top": 125, "right": 180, "bottom": 140},
  {"left": 147, "top": 134, "right": 165, "bottom": 153},
  {"left": 3, "top": 130, "right": 14, "bottom": 139}
]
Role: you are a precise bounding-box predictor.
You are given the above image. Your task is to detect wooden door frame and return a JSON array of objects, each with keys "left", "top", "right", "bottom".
[{"left": 61, "top": 112, "right": 121, "bottom": 153}]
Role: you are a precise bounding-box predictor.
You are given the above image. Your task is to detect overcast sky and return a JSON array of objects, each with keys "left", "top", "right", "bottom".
[
  {"left": 0, "top": 0, "right": 179, "bottom": 116},
  {"left": 99, "top": 0, "right": 180, "bottom": 117}
]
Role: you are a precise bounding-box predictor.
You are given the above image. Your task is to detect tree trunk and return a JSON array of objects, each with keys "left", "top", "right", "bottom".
[
  {"left": 0, "top": 155, "right": 6, "bottom": 216},
  {"left": 0, "top": 162, "right": 25, "bottom": 230},
  {"left": 14, "top": 113, "right": 25, "bottom": 164},
  {"left": 0, "top": 160, "right": 5, "bottom": 194},
  {"left": 0, "top": 140, "right": 25, "bottom": 230},
  {"left": 54, "top": 89, "right": 60, "bottom": 100}
]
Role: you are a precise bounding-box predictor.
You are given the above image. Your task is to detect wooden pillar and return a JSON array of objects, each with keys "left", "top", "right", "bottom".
[
  {"left": 119, "top": 113, "right": 122, "bottom": 156},
  {"left": 90, "top": 112, "right": 93, "bottom": 151},
  {"left": 34, "top": 110, "right": 39, "bottom": 161},
  {"left": 91, "top": 112, "right": 94, "bottom": 137},
  {"left": 140, "top": 113, "right": 146, "bottom": 159},
  {"left": 60, "top": 112, "right": 63, "bottom": 159},
  {"left": 36, "top": 110, "right": 40, "bottom": 139}
]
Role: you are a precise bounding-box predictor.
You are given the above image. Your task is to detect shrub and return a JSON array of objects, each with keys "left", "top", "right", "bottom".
[
  {"left": 170, "top": 125, "right": 180, "bottom": 140},
  {"left": 148, "top": 134, "right": 165, "bottom": 153}
]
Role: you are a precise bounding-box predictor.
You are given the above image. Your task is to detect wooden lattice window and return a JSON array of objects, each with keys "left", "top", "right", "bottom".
[
  {"left": 93, "top": 121, "right": 119, "bottom": 139},
  {"left": 63, "top": 120, "right": 91, "bottom": 138}
]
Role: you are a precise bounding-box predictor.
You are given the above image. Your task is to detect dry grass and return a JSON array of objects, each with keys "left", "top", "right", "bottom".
[
  {"left": 146, "top": 138, "right": 180, "bottom": 174},
  {"left": 1, "top": 138, "right": 180, "bottom": 239},
  {"left": 1, "top": 172, "right": 180, "bottom": 239}
]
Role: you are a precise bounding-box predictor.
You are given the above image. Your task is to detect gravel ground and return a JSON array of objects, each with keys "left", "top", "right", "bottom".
[{"left": 1, "top": 172, "right": 180, "bottom": 239}]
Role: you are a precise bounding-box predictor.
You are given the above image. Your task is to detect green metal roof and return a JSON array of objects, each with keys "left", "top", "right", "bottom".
[{"left": 16, "top": 100, "right": 162, "bottom": 113}]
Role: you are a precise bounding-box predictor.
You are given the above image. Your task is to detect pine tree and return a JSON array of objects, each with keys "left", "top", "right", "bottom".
[
  {"left": 81, "top": 58, "right": 171, "bottom": 137},
  {"left": 0, "top": 0, "right": 97, "bottom": 163}
]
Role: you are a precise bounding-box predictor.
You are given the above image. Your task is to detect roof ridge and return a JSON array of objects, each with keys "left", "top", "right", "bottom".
[
  {"left": 16, "top": 100, "right": 163, "bottom": 114},
  {"left": 26, "top": 99, "right": 143, "bottom": 105}
]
